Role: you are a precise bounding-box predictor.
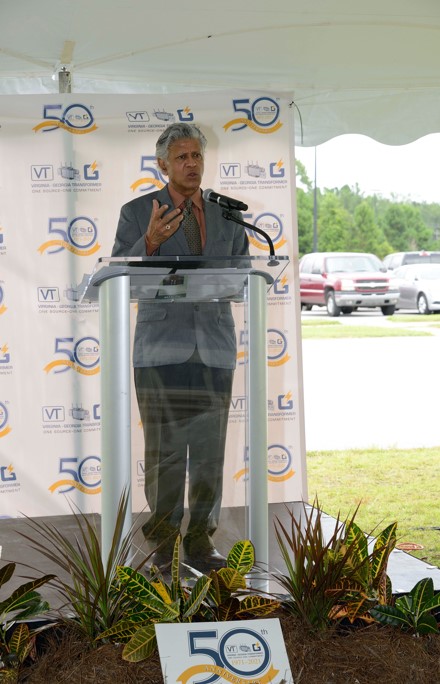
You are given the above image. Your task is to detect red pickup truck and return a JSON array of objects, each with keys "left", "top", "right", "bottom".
[{"left": 299, "top": 252, "right": 399, "bottom": 316}]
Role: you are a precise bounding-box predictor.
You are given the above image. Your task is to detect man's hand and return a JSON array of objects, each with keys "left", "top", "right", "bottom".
[{"left": 146, "top": 199, "right": 183, "bottom": 251}]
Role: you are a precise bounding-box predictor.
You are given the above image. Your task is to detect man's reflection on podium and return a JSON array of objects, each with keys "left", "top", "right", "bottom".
[{"left": 112, "top": 122, "right": 249, "bottom": 572}]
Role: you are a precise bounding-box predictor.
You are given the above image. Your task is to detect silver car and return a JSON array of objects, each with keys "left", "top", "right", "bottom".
[{"left": 393, "top": 263, "right": 440, "bottom": 314}]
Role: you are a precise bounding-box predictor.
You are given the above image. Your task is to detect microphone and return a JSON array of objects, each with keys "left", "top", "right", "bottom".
[{"left": 203, "top": 188, "right": 248, "bottom": 212}]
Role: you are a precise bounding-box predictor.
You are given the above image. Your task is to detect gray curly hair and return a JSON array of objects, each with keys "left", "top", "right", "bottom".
[{"left": 156, "top": 123, "right": 207, "bottom": 160}]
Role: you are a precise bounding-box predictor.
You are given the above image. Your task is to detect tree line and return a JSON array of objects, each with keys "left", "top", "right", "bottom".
[{"left": 296, "top": 160, "right": 440, "bottom": 258}]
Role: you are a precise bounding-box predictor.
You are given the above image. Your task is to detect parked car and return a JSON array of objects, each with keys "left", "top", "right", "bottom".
[
  {"left": 393, "top": 263, "right": 440, "bottom": 314},
  {"left": 299, "top": 252, "right": 399, "bottom": 317},
  {"left": 383, "top": 250, "right": 440, "bottom": 271}
]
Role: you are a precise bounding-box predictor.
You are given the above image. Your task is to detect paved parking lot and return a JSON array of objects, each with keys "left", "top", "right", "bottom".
[{"left": 301, "top": 310, "right": 440, "bottom": 450}]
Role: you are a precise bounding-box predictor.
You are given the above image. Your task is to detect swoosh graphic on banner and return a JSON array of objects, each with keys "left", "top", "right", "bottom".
[
  {"left": 248, "top": 235, "right": 287, "bottom": 251},
  {"left": 234, "top": 468, "right": 294, "bottom": 483},
  {"left": 33, "top": 121, "right": 98, "bottom": 134},
  {"left": 269, "top": 470, "right": 295, "bottom": 482},
  {"left": 38, "top": 240, "right": 100, "bottom": 256},
  {"left": 223, "top": 118, "right": 283, "bottom": 134},
  {"left": 48, "top": 479, "right": 101, "bottom": 494},
  {"left": 0, "top": 305, "right": 7, "bottom": 315},
  {"left": 0, "top": 426, "right": 12, "bottom": 438},
  {"left": 43, "top": 359, "right": 100, "bottom": 375},
  {"left": 268, "top": 355, "right": 290, "bottom": 367},
  {"left": 234, "top": 468, "right": 248, "bottom": 481},
  {"left": 130, "top": 177, "right": 165, "bottom": 192}
]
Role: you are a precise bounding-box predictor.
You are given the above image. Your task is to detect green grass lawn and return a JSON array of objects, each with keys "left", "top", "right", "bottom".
[
  {"left": 301, "top": 314, "right": 437, "bottom": 338},
  {"left": 301, "top": 316, "right": 439, "bottom": 570},
  {"left": 389, "top": 314, "right": 440, "bottom": 323},
  {"left": 306, "top": 446, "right": 440, "bottom": 568},
  {"left": 301, "top": 325, "right": 430, "bottom": 339}
]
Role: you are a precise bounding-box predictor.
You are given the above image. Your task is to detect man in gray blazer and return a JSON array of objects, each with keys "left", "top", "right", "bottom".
[{"left": 112, "top": 123, "right": 249, "bottom": 571}]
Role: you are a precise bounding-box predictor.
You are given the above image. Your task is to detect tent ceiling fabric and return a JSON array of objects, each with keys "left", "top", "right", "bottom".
[{"left": 1, "top": 0, "right": 440, "bottom": 145}]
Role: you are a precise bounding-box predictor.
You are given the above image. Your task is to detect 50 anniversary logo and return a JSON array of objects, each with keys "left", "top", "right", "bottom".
[
  {"left": 49, "top": 455, "right": 101, "bottom": 495},
  {"left": 0, "top": 401, "right": 11, "bottom": 438},
  {"left": 224, "top": 96, "right": 282, "bottom": 134},
  {"left": 130, "top": 155, "right": 167, "bottom": 193},
  {"left": 33, "top": 104, "right": 97, "bottom": 134},
  {"left": 234, "top": 443, "right": 295, "bottom": 484},
  {"left": 244, "top": 212, "right": 287, "bottom": 252},
  {"left": 38, "top": 216, "right": 100, "bottom": 256},
  {"left": 44, "top": 336, "right": 100, "bottom": 376}
]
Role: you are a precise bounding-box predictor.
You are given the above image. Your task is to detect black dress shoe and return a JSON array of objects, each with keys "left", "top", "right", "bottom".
[
  {"left": 148, "top": 534, "right": 180, "bottom": 570},
  {"left": 148, "top": 547, "right": 173, "bottom": 571},
  {"left": 185, "top": 547, "right": 227, "bottom": 573},
  {"left": 183, "top": 534, "right": 227, "bottom": 572}
]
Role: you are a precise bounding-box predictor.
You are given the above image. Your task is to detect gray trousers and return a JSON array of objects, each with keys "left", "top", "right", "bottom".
[{"left": 135, "top": 350, "right": 233, "bottom": 542}]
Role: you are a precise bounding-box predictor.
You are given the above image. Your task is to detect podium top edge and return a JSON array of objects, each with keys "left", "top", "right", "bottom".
[{"left": 97, "top": 255, "right": 289, "bottom": 264}]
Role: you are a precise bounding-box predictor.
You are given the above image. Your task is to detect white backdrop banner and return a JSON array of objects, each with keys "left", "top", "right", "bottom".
[{"left": 0, "top": 92, "right": 307, "bottom": 518}]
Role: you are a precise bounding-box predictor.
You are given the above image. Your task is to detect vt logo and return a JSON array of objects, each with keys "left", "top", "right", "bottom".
[
  {"left": 220, "top": 163, "right": 241, "bottom": 179},
  {"left": 31, "top": 165, "right": 54, "bottom": 181}
]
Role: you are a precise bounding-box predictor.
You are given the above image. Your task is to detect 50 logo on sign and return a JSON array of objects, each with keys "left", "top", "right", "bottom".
[
  {"left": 49, "top": 456, "right": 101, "bottom": 495},
  {"left": 44, "top": 336, "right": 100, "bottom": 375},
  {"left": 224, "top": 96, "right": 282, "bottom": 134},
  {"left": 237, "top": 329, "right": 290, "bottom": 367},
  {"left": 234, "top": 443, "right": 295, "bottom": 483},
  {"left": 0, "top": 401, "right": 11, "bottom": 438},
  {"left": 268, "top": 444, "right": 295, "bottom": 482},
  {"left": 267, "top": 328, "right": 290, "bottom": 367},
  {"left": 33, "top": 104, "right": 97, "bottom": 134},
  {"left": 38, "top": 216, "right": 100, "bottom": 256},
  {"left": 179, "top": 627, "right": 274, "bottom": 684},
  {"left": 130, "top": 155, "right": 167, "bottom": 193},
  {"left": 244, "top": 212, "right": 287, "bottom": 252},
  {"left": 0, "top": 284, "right": 6, "bottom": 315}
]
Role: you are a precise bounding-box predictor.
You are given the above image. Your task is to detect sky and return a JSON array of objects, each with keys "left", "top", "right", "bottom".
[{"left": 294, "top": 133, "right": 440, "bottom": 205}]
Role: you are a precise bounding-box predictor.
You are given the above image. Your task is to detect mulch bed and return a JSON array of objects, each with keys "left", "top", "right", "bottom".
[{"left": 18, "top": 612, "right": 440, "bottom": 683}]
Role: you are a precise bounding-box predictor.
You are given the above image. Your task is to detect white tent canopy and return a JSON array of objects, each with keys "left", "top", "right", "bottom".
[{"left": 1, "top": 0, "right": 440, "bottom": 145}]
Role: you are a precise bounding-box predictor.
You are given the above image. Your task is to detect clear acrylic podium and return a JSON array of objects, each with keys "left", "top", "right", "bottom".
[{"left": 79, "top": 255, "right": 289, "bottom": 575}]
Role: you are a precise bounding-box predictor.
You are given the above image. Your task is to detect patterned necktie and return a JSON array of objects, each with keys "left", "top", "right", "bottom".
[{"left": 183, "top": 199, "right": 202, "bottom": 255}]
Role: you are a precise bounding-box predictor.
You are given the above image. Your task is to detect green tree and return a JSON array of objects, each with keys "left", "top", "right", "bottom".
[
  {"left": 293, "top": 162, "right": 440, "bottom": 256},
  {"left": 382, "top": 204, "right": 432, "bottom": 251},
  {"left": 332, "top": 184, "right": 364, "bottom": 215},
  {"left": 416, "top": 202, "right": 440, "bottom": 248},
  {"left": 348, "top": 201, "right": 392, "bottom": 258},
  {"left": 318, "top": 192, "right": 352, "bottom": 251},
  {"left": 297, "top": 187, "right": 314, "bottom": 255},
  {"left": 295, "top": 159, "right": 314, "bottom": 255},
  {"left": 295, "top": 158, "right": 313, "bottom": 192}
]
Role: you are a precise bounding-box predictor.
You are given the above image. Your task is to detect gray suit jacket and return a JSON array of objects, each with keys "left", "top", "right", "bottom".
[{"left": 112, "top": 186, "right": 250, "bottom": 369}]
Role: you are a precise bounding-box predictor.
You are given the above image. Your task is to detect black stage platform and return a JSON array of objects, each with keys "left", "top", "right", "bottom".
[{"left": 2, "top": 502, "right": 439, "bottom": 611}]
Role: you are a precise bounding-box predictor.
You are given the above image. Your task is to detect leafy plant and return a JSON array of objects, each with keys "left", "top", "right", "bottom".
[
  {"left": 0, "top": 562, "right": 54, "bottom": 681},
  {"left": 272, "top": 500, "right": 396, "bottom": 629},
  {"left": 370, "top": 577, "right": 440, "bottom": 635},
  {"left": 328, "top": 519, "right": 396, "bottom": 622},
  {"left": 18, "top": 490, "right": 145, "bottom": 640},
  {"left": 97, "top": 536, "right": 279, "bottom": 663}
]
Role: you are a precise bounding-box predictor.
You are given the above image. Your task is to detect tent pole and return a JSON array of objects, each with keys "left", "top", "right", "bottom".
[{"left": 58, "top": 67, "right": 71, "bottom": 93}]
